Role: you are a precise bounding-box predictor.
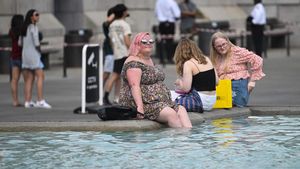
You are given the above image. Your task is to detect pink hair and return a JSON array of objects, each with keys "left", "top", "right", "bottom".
[{"left": 128, "top": 32, "right": 150, "bottom": 56}]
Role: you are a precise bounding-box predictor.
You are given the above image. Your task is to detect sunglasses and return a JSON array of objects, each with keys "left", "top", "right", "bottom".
[
  {"left": 141, "top": 39, "right": 154, "bottom": 45},
  {"left": 34, "top": 13, "right": 39, "bottom": 17}
]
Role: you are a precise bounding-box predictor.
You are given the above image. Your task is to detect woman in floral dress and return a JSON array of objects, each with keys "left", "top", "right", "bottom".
[{"left": 119, "top": 32, "right": 192, "bottom": 128}]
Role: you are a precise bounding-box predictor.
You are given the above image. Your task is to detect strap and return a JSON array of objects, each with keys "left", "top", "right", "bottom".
[{"left": 190, "top": 60, "right": 201, "bottom": 72}]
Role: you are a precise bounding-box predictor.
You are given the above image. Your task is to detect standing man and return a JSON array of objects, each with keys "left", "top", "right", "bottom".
[
  {"left": 248, "top": 0, "right": 266, "bottom": 57},
  {"left": 155, "top": 0, "right": 181, "bottom": 64},
  {"left": 178, "top": 0, "right": 197, "bottom": 35},
  {"left": 103, "top": 4, "right": 131, "bottom": 105}
]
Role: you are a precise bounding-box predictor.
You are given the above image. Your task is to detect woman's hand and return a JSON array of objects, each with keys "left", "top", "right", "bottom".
[
  {"left": 174, "top": 78, "right": 183, "bottom": 90},
  {"left": 136, "top": 106, "right": 145, "bottom": 119},
  {"left": 248, "top": 81, "right": 256, "bottom": 93},
  {"left": 136, "top": 113, "right": 145, "bottom": 119},
  {"left": 248, "top": 85, "right": 254, "bottom": 93}
]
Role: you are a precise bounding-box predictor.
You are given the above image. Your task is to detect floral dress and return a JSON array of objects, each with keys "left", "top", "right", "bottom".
[{"left": 119, "top": 61, "right": 178, "bottom": 120}]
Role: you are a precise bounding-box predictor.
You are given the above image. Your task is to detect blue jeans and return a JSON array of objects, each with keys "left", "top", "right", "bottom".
[{"left": 231, "top": 79, "right": 249, "bottom": 107}]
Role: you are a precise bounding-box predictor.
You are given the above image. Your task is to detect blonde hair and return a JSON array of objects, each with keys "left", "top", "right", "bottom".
[
  {"left": 209, "top": 31, "right": 234, "bottom": 66},
  {"left": 173, "top": 38, "right": 207, "bottom": 76}
]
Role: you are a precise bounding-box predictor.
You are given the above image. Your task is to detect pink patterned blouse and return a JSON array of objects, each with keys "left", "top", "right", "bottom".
[{"left": 215, "top": 46, "right": 266, "bottom": 82}]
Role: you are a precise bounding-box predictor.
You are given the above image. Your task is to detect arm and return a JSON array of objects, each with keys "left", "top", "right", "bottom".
[
  {"left": 175, "top": 61, "right": 193, "bottom": 92},
  {"left": 181, "top": 10, "right": 196, "bottom": 18},
  {"left": 239, "top": 48, "right": 266, "bottom": 91},
  {"left": 214, "top": 68, "right": 219, "bottom": 86},
  {"left": 171, "top": 0, "right": 181, "bottom": 20},
  {"left": 126, "top": 67, "right": 144, "bottom": 119},
  {"left": 31, "top": 25, "right": 41, "bottom": 53},
  {"left": 124, "top": 34, "right": 131, "bottom": 49},
  {"left": 123, "top": 22, "right": 132, "bottom": 49}
]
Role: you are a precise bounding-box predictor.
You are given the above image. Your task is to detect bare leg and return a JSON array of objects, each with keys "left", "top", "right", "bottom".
[
  {"left": 103, "top": 72, "right": 110, "bottom": 87},
  {"left": 10, "top": 66, "right": 21, "bottom": 106},
  {"left": 177, "top": 105, "right": 192, "bottom": 128},
  {"left": 104, "top": 72, "right": 119, "bottom": 93},
  {"left": 114, "top": 77, "right": 121, "bottom": 102},
  {"left": 23, "top": 69, "right": 34, "bottom": 102},
  {"left": 35, "top": 69, "right": 44, "bottom": 101},
  {"left": 156, "top": 107, "right": 183, "bottom": 128}
]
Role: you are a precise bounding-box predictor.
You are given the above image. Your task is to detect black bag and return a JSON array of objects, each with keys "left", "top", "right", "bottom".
[{"left": 97, "top": 105, "right": 139, "bottom": 121}]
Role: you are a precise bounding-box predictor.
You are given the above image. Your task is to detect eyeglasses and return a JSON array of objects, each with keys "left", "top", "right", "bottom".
[
  {"left": 141, "top": 39, "right": 154, "bottom": 45},
  {"left": 215, "top": 42, "right": 228, "bottom": 49},
  {"left": 34, "top": 13, "right": 39, "bottom": 17}
]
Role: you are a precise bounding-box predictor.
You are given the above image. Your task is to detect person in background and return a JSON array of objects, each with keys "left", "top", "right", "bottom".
[
  {"left": 103, "top": 4, "right": 131, "bottom": 105},
  {"left": 171, "top": 38, "right": 218, "bottom": 111},
  {"left": 119, "top": 32, "right": 192, "bottom": 128},
  {"left": 178, "top": 0, "right": 197, "bottom": 35},
  {"left": 102, "top": 7, "right": 115, "bottom": 85},
  {"left": 155, "top": 0, "right": 181, "bottom": 64},
  {"left": 20, "top": 9, "right": 51, "bottom": 108},
  {"left": 210, "top": 32, "right": 265, "bottom": 107},
  {"left": 9, "top": 14, "right": 24, "bottom": 107},
  {"left": 247, "top": 0, "right": 266, "bottom": 57}
]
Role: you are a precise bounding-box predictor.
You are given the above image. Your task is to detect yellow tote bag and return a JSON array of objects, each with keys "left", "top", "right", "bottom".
[{"left": 213, "top": 79, "right": 232, "bottom": 108}]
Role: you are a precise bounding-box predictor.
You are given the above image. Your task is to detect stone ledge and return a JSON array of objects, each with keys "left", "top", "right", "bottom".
[
  {"left": 0, "top": 121, "right": 162, "bottom": 132},
  {"left": 1, "top": 107, "right": 300, "bottom": 132},
  {"left": 250, "top": 106, "right": 300, "bottom": 116}
]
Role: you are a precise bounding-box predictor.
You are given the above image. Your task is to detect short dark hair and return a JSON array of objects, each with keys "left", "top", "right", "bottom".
[
  {"left": 254, "top": 0, "right": 262, "bottom": 4},
  {"left": 113, "top": 4, "right": 127, "bottom": 18}
]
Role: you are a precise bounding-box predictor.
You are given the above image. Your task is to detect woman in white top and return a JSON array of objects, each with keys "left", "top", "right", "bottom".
[{"left": 20, "top": 9, "right": 51, "bottom": 108}]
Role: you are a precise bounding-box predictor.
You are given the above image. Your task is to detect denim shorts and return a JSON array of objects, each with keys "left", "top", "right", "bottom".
[
  {"left": 104, "top": 54, "right": 114, "bottom": 73},
  {"left": 231, "top": 79, "right": 249, "bottom": 107},
  {"left": 10, "top": 59, "right": 22, "bottom": 69}
]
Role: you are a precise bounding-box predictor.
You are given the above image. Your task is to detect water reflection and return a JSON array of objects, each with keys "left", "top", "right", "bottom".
[
  {"left": 211, "top": 118, "right": 236, "bottom": 147},
  {"left": 0, "top": 116, "right": 300, "bottom": 169}
]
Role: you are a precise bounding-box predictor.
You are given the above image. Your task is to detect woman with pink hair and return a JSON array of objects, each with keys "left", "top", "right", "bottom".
[{"left": 119, "top": 32, "right": 192, "bottom": 128}]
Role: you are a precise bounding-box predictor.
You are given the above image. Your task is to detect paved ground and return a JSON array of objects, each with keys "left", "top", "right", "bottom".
[{"left": 0, "top": 48, "right": 300, "bottom": 131}]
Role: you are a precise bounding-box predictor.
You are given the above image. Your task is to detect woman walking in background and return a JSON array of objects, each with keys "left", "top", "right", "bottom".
[
  {"left": 20, "top": 9, "right": 51, "bottom": 108},
  {"left": 9, "top": 14, "right": 24, "bottom": 107}
]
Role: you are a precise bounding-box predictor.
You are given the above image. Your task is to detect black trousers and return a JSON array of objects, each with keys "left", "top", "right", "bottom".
[
  {"left": 158, "top": 21, "right": 175, "bottom": 64},
  {"left": 251, "top": 24, "right": 265, "bottom": 57}
]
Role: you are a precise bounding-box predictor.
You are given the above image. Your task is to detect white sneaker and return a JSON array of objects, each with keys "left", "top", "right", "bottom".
[
  {"left": 113, "top": 98, "right": 119, "bottom": 104},
  {"left": 36, "top": 100, "right": 52, "bottom": 109},
  {"left": 24, "top": 101, "right": 36, "bottom": 108}
]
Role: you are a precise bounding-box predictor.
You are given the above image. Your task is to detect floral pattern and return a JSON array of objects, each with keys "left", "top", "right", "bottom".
[
  {"left": 119, "top": 61, "right": 177, "bottom": 120},
  {"left": 216, "top": 46, "right": 265, "bottom": 81}
]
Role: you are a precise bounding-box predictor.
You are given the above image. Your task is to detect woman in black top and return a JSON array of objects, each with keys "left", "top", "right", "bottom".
[{"left": 172, "top": 38, "right": 218, "bottom": 111}]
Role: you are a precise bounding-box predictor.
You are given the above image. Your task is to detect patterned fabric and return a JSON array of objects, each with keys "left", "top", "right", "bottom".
[
  {"left": 119, "top": 61, "right": 178, "bottom": 120},
  {"left": 215, "top": 46, "right": 265, "bottom": 81},
  {"left": 175, "top": 89, "right": 203, "bottom": 113}
]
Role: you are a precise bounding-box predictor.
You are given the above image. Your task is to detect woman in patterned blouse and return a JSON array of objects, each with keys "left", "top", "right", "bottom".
[
  {"left": 210, "top": 31, "right": 265, "bottom": 107},
  {"left": 119, "top": 32, "right": 192, "bottom": 128}
]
